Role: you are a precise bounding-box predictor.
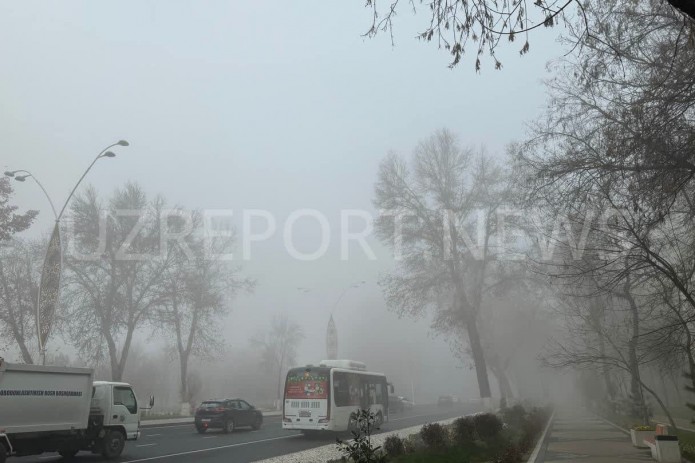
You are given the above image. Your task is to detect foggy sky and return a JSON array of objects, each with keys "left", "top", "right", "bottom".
[{"left": 0, "top": 1, "right": 564, "bottom": 394}]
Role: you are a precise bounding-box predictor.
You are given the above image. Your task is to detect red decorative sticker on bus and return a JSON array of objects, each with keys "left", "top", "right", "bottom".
[{"left": 285, "top": 372, "right": 328, "bottom": 399}]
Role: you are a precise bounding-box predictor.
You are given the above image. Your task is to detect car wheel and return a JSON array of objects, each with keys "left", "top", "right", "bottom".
[
  {"left": 196, "top": 425, "right": 207, "bottom": 434},
  {"left": 223, "top": 419, "right": 235, "bottom": 434},
  {"left": 252, "top": 416, "right": 262, "bottom": 430},
  {"left": 59, "top": 448, "right": 79, "bottom": 459},
  {"left": 101, "top": 430, "right": 125, "bottom": 460}
]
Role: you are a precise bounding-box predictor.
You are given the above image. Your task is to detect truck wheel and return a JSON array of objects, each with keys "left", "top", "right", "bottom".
[
  {"left": 0, "top": 442, "right": 6, "bottom": 463},
  {"left": 222, "top": 419, "right": 235, "bottom": 434},
  {"left": 101, "top": 430, "right": 125, "bottom": 460}
]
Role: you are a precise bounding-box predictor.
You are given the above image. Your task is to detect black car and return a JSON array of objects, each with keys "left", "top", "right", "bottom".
[
  {"left": 389, "top": 395, "right": 405, "bottom": 413},
  {"left": 194, "top": 398, "right": 263, "bottom": 433},
  {"left": 437, "top": 395, "right": 454, "bottom": 407}
]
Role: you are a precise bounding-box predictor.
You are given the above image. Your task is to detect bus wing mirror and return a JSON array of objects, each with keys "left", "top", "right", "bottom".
[{"left": 388, "top": 383, "right": 394, "bottom": 394}]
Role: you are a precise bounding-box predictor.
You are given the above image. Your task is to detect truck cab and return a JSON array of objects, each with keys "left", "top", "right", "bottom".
[{"left": 91, "top": 381, "right": 141, "bottom": 441}]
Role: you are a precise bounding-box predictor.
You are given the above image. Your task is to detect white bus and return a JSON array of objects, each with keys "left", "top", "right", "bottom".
[{"left": 282, "top": 360, "right": 393, "bottom": 433}]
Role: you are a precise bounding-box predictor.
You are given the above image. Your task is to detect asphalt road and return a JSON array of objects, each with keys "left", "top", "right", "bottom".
[{"left": 12, "top": 404, "right": 478, "bottom": 463}]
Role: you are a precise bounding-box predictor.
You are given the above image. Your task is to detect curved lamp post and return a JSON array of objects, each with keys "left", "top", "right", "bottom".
[
  {"left": 325, "top": 280, "right": 366, "bottom": 360},
  {"left": 4, "top": 139, "right": 128, "bottom": 364},
  {"left": 4, "top": 171, "right": 58, "bottom": 220}
]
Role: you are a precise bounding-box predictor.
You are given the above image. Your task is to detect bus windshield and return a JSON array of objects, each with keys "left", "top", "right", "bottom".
[{"left": 285, "top": 369, "right": 329, "bottom": 399}]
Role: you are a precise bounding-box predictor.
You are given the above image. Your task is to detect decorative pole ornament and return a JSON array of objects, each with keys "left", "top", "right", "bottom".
[
  {"left": 36, "top": 222, "right": 62, "bottom": 364},
  {"left": 326, "top": 315, "right": 337, "bottom": 360}
]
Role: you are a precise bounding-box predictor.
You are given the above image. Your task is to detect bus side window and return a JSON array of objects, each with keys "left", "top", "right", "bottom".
[
  {"left": 334, "top": 372, "right": 350, "bottom": 406},
  {"left": 375, "top": 382, "right": 383, "bottom": 406}
]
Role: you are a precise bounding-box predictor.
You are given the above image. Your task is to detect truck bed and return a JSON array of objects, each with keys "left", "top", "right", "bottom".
[{"left": 0, "top": 362, "right": 94, "bottom": 434}]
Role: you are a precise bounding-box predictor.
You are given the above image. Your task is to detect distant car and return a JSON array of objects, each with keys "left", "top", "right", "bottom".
[
  {"left": 437, "top": 395, "right": 454, "bottom": 407},
  {"left": 389, "top": 395, "right": 405, "bottom": 413},
  {"left": 194, "top": 398, "right": 263, "bottom": 433},
  {"left": 398, "top": 396, "right": 415, "bottom": 409}
]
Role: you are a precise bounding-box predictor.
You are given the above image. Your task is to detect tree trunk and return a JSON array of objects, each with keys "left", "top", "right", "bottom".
[
  {"left": 113, "top": 323, "right": 136, "bottom": 382},
  {"left": 624, "top": 290, "right": 649, "bottom": 425},
  {"left": 597, "top": 335, "right": 616, "bottom": 400},
  {"left": 180, "top": 352, "right": 189, "bottom": 403},
  {"left": 491, "top": 366, "right": 513, "bottom": 399},
  {"left": 659, "top": 372, "right": 671, "bottom": 407},
  {"left": 15, "top": 337, "right": 33, "bottom": 364},
  {"left": 466, "top": 319, "right": 492, "bottom": 398},
  {"left": 277, "top": 366, "right": 284, "bottom": 409},
  {"left": 641, "top": 379, "right": 678, "bottom": 431},
  {"left": 105, "top": 331, "right": 121, "bottom": 382}
]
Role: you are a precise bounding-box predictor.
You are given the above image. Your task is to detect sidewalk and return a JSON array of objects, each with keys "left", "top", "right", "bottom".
[{"left": 540, "top": 408, "right": 652, "bottom": 463}]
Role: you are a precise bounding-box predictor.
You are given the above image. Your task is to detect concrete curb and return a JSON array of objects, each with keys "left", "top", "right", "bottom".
[
  {"left": 596, "top": 414, "right": 629, "bottom": 435},
  {"left": 599, "top": 414, "right": 695, "bottom": 463},
  {"left": 141, "top": 411, "right": 282, "bottom": 426},
  {"left": 527, "top": 409, "right": 555, "bottom": 463},
  {"left": 254, "top": 416, "right": 461, "bottom": 463}
]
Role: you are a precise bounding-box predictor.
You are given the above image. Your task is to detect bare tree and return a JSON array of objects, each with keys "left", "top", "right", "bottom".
[
  {"left": 373, "top": 129, "right": 510, "bottom": 400},
  {"left": 63, "top": 183, "right": 172, "bottom": 381},
  {"left": 364, "top": 0, "right": 695, "bottom": 70},
  {"left": 155, "top": 215, "right": 254, "bottom": 410},
  {"left": 0, "top": 239, "right": 40, "bottom": 363},
  {"left": 253, "top": 313, "right": 304, "bottom": 408}
]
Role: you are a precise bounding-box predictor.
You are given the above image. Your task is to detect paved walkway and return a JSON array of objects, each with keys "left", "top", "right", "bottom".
[{"left": 541, "top": 408, "right": 652, "bottom": 463}]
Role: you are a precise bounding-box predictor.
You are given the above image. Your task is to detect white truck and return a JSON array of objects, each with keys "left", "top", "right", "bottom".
[{"left": 0, "top": 358, "right": 153, "bottom": 463}]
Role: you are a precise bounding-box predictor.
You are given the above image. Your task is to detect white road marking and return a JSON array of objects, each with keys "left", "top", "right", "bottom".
[
  {"left": 141, "top": 424, "right": 193, "bottom": 430},
  {"left": 202, "top": 436, "right": 217, "bottom": 439},
  {"left": 390, "top": 414, "right": 434, "bottom": 422},
  {"left": 145, "top": 433, "right": 162, "bottom": 437},
  {"left": 124, "top": 434, "right": 301, "bottom": 462},
  {"left": 136, "top": 443, "right": 158, "bottom": 448}
]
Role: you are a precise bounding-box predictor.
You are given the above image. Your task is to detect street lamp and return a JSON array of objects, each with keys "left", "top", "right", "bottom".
[
  {"left": 325, "top": 280, "right": 367, "bottom": 360},
  {"left": 5, "top": 139, "right": 128, "bottom": 364},
  {"left": 4, "top": 170, "right": 58, "bottom": 220}
]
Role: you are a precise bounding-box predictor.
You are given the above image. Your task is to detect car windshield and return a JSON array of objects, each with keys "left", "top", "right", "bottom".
[{"left": 200, "top": 402, "right": 223, "bottom": 409}]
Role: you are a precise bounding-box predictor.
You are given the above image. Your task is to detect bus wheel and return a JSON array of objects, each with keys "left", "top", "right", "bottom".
[{"left": 348, "top": 417, "right": 359, "bottom": 434}]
